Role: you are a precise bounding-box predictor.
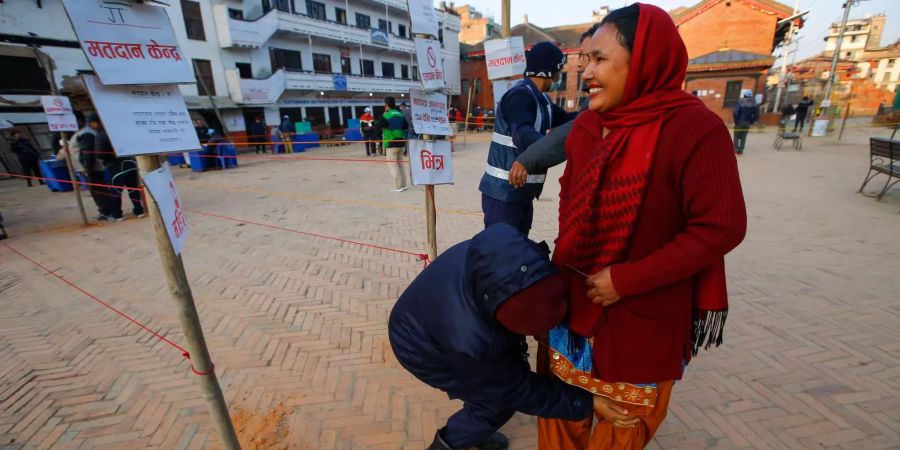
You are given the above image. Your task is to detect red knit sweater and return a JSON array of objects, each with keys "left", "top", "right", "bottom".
[{"left": 558, "top": 104, "right": 747, "bottom": 384}]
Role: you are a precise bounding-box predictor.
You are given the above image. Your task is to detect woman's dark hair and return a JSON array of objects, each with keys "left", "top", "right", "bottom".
[{"left": 600, "top": 4, "right": 640, "bottom": 53}]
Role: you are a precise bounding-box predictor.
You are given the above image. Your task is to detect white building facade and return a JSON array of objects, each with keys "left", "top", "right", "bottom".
[{"left": 0, "top": 0, "right": 461, "bottom": 137}]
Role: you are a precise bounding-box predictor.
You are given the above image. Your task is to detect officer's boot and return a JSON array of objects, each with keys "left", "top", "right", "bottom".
[{"left": 426, "top": 428, "right": 453, "bottom": 450}]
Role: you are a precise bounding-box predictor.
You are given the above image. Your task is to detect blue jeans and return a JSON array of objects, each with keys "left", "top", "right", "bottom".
[{"left": 482, "top": 194, "right": 534, "bottom": 236}]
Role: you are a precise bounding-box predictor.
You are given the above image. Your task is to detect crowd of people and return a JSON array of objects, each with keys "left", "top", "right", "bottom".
[{"left": 390, "top": 4, "right": 747, "bottom": 450}]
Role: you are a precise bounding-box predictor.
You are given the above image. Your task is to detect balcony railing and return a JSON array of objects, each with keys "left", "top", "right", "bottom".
[
  {"left": 284, "top": 69, "right": 420, "bottom": 93},
  {"left": 214, "top": 5, "right": 278, "bottom": 48},
  {"left": 277, "top": 12, "right": 416, "bottom": 54}
]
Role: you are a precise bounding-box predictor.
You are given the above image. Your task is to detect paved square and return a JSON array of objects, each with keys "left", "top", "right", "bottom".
[{"left": 1, "top": 125, "right": 899, "bottom": 449}]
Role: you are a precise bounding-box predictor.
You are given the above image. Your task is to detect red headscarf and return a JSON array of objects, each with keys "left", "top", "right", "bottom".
[{"left": 556, "top": 3, "right": 728, "bottom": 354}]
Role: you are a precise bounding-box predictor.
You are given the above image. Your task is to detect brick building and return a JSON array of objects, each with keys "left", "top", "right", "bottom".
[
  {"left": 456, "top": 17, "right": 592, "bottom": 117},
  {"left": 674, "top": 0, "right": 800, "bottom": 122},
  {"left": 455, "top": 0, "right": 799, "bottom": 122}
]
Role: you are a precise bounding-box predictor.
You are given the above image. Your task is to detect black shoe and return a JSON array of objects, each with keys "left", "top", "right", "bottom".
[
  {"left": 426, "top": 429, "right": 454, "bottom": 450},
  {"left": 27, "top": 181, "right": 33, "bottom": 187},
  {"left": 477, "top": 432, "right": 509, "bottom": 450},
  {"left": 39, "top": 180, "right": 45, "bottom": 185}
]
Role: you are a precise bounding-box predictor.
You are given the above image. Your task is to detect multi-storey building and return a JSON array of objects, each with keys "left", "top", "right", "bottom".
[
  {"left": 824, "top": 14, "right": 885, "bottom": 61},
  {"left": 0, "top": 0, "right": 460, "bottom": 143}
]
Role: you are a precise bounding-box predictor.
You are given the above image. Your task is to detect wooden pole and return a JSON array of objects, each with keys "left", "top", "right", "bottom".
[
  {"left": 30, "top": 44, "right": 88, "bottom": 225},
  {"left": 463, "top": 84, "right": 474, "bottom": 147},
  {"left": 425, "top": 184, "right": 438, "bottom": 261},
  {"left": 192, "top": 60, "right": 230, "bottom": 136},
  {"left": 839, "top": 104, "right": 851, "bottom": 140},
  {"left": 135, "top": 155, "right": 241, "bottom": 450}
]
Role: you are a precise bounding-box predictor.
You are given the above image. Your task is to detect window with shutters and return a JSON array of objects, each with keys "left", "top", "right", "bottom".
[
  {"left": 306, "top": 0, "right": 326, "bottom": 20},
  {"left": 193, "top": 59, "right": 215, "bottom": 95},
  {"left": 335, "top": 7, "right": 347, "bottom": 24},
  {"left": 356, "top": 13, "right": 371, "bottom": 29},
  {"left": 181, "top": 1, "right": 206, "bottom": 41},
  {"left": 313, "top": 53, "right": 332, "bottom": 73},
  {"left": 723, "top": 80, "right": 742, "bottom": 108},
  {"left": 382, "top": 62, "right": 395, "bottom": 78}
]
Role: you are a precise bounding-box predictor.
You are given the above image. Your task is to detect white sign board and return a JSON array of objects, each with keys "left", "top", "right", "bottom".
[
  {"left": 143, "top": 163, "right": 189, "bottom": 255},
  {"left": 484, "top": 37, "right": 527, "bottom": 80},
  {"left": 47, "top": 114, "right": 79, "bottom": 132},
  {"left": 410, "top": 89, "right": 453, "bottom": 136},
  {"left": 407, "top": 0, "right": 440, "bottom": 37},
  {"left": 415, "top": 38, "right": 446, "bottom": 90},
  {"left": 60, "top": 0, "right": 194, "bottom": 85},
  {"left": 812, "top": 119, "right": 829, "bottom": 137},
  {"left": 492, "top": 79, "right": 517, "bottom": 110},
  {"left": 84, "top": 75, "right": 201, "bottom": 156},
  {"left": 821, "top": 100, "right": 832, "bottom": 108},
  {"left": 409, "top": 140, "right": 453, "bottom": 186},
  {"left": 41, "top": 96, "right": 74, "bottom": 115}
]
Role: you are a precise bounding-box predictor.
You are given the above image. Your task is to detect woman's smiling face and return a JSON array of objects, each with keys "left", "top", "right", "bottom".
[{"left": 582, "top": 24, "right": 631, "bottom": 113}]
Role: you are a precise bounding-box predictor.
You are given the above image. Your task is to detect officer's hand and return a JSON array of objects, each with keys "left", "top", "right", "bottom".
[
  {"left": 593, "top": 395, "right": 640, "bottom": 427},
  {"left": 508, "top": 161, "right": 528, "bottom": 189}
]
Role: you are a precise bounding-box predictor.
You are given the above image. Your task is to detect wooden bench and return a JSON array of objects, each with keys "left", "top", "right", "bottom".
[{"left": 859, "top": 127, "right": 900, "bottom": 200}]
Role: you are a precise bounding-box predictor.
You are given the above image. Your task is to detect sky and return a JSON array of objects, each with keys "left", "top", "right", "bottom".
[{"left": 454, "top": 0, "right": 900, "bottom": 61}]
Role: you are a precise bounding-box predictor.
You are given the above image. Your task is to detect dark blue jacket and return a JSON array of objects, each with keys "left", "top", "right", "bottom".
[
  {"left": 388, "top": 224, "right": 592, "bottom": 420},
  {"left": 479, "top": 78, "right": 574, "bottom": 204},
  {"left": 732, "top": 98, "right": 759, "bottom": 127}
]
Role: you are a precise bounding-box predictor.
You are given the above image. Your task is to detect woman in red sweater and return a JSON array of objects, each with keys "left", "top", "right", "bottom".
[{"left": 539, "top": 4, "right": 747, "bottom": 449}]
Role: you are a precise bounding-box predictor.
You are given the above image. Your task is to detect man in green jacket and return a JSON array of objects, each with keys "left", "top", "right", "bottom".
[{"left": 376, "top": 96, "right": 409, "bottom": 192}]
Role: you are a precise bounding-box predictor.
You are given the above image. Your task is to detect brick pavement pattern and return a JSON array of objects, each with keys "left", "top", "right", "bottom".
[{"left": 1, "top": 126, "right": 899, "bottom": 449}]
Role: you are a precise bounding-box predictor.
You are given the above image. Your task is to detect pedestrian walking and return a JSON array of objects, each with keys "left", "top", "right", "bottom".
[
  {"left": 375, "top": 96, "right": 409, "bottom": 192},
  {"left": 732, "top": 91, "right": 759, "bottom": 155},
  {"left": 9, "top": 130, "right": 44, "bottom": 187}
]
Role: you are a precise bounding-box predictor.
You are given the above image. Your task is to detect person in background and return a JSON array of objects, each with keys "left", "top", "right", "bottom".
[
  {"left": 508, "top": 22, "right": 601, "bottom": 189},
  {"left": 479, "top": 40, "right": 576, "bottom": 236},
  {"left": 78, "top": 114, "right": 116, "bottom": 221},
  {"left": 360, "top": 107, "right": 378, "bottom": 157},
  {"left": 732, "top": 91, "right": 759, "bottom": 155},
  {"left": 57, "top": 112, "right": 88, "bottom": 182},
  {"left": 9, "top": 130, "right": 44, "bottom": 187},
  {"left": 193, "top": 117, "right": 208, "bottom": 144},
  {"left": 794, "top": 96, "right": 813, "bottom": 132},
  {"left": 280, "top": 115, "right": 294, "bottom": 154},
  {"left": 779, "top": 102, "right": 795, "bottom": 133},
  {"left": 375, "top": 96, "right": 409, "bottom": 192},
  {"left": 249, "top": 116, "right": 267, "bottom": 154},
  {"left": 390, "top": 224, "right": 598, "bottom": 450},
  {"left": 105, "top": 154, "right": 145, "bottom": 221},
  {"left": 400, "top": 102, "right": 416, "bottom": 157}
]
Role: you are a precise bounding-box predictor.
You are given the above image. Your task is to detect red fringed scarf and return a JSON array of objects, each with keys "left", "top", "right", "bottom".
[{"left": 554, "top": 3, "right": 729, "bottom": 355}]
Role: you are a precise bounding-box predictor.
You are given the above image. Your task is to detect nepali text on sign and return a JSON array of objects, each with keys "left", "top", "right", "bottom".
[
  {"left": 484, "top": 37, "right": 527, "bottom": 80},
  {"left": 414, "top": 38, "right": 446, "bottom": 90},
  {"left": 61, "top": 0, "right": 194, "bottom": 85},
  {"left": 40, "top": 96, "right": 74, "bottom": 115},
  {"left": 407, "top": 0, "right": 440, "bottom": 37},
  {"left": 83, "top": 75, "right": 201, "bottom": 156},
  {"left": 409, "top": 140, "right": 453, "bottom": 186},
  {"left": 143, "top": 163, "right": 189, "bottom": 255},
  {"left": 410, "top": 90, "right": 453, "bottom": 136}
]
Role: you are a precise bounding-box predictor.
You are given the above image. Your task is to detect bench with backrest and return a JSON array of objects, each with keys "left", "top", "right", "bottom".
[{"left": 859, "top": 126, "right": 900, "bottom": 200}]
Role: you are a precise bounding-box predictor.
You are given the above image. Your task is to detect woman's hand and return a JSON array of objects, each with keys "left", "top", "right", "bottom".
[
  {"left": 508, "top": 161, "right": 528, "bottom": 189},
  {"left": 593, "top": 395, "right": 639, "bottom": 427},
  {"left": 586, "top": 267, "right": 620, "bottom": 306}
]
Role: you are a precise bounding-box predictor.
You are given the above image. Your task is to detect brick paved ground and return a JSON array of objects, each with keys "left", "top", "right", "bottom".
[{"left": 1, "top": 124, "right": 898, "bottom": 449}]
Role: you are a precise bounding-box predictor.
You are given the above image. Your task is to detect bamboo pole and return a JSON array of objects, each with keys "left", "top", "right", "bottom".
[
  {"left": 463, "top": 84, "right": 474, "bottom": 147},
  {"left": 135, "top": 155, "right": 241, "bottom": 450},
  {"left": 425, "top": 184, "right": 437, "bottom": 261}
]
